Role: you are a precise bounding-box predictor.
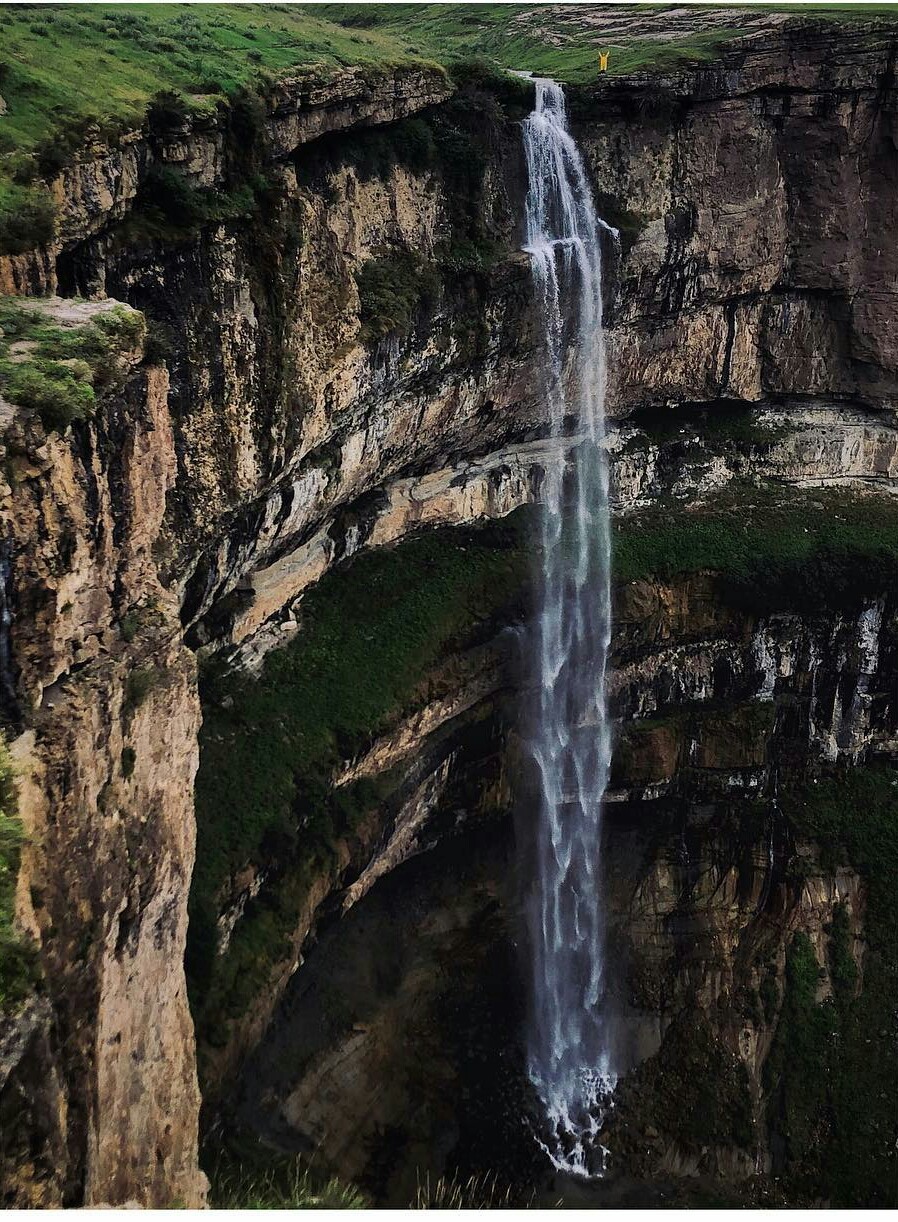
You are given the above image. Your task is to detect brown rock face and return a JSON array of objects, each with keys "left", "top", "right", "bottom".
[
  {"left": 577, "top": 21, "right": 898, "bottom": 414},
  {"left": 1, "top": 307, "right": 205, "bottom": 1206},
  {"left": 9, "top": 21, "right": 890, "bottom": 678},
  {"left": 0, "top": 996, "right": 67, "bottom": 1206},
  {"left": 16, "top": 636, "right": 204, "bottom": 1208},
  {"left": 266, "top": 65, "right": 452, "bottom": 154}
]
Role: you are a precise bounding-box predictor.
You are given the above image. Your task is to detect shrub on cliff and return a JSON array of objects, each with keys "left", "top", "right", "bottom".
[
  {"left": 355, "top": 250, "right": 441, "bottom": 343},
  {"left": 147, "top": 89, "right": 191, "bottom": 133},
  {"left": 0, "top": 181, "right": 55, "bottom": 256},
  {"left": 119, "top": 164, "right": 268, "bottom": 246},
  {"left": 4, "top": 364, "right": 96, "bottom": 431},
  {"left": 140, "top": 164, "right": 210, "bottom": 230},
  {"left": 448, "top": 56, "right": 533, "bottom": 117},
  {"left": 0, "top": 298, "right": 145, "bottom": 431}
]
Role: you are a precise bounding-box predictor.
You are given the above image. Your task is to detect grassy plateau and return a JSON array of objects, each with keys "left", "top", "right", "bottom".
[{"left": 3, "top": 4, "right": 894, "bottom": 251}]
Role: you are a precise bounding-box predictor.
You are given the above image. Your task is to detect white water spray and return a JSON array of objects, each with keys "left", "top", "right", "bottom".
[{"left": 522, "top": 79, "right": 616, "bottom": 1177}]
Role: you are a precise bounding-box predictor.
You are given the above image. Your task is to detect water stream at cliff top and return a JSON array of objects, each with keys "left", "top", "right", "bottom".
[{"left": 522, "top": 78, "right": 616, "bottom": 1177}]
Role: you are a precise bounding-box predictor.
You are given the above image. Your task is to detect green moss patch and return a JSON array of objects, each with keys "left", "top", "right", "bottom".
[
  {"left": 188, "top": 516, "right": 528, "bottom": 1038},
  {"left": 614, "top": 486, "right": 898, "bottom": 613},
  {"left": 770, "top": 765, "right": 898, "bottom": 1204},
  {"left": 355, "top": 250, "right": 441, "bottom": 343}
]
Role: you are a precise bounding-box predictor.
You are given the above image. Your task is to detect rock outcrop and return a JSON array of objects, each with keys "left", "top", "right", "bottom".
[
  {"left": 0, "top": 65, "right": 451, "bottom": 298},
  {"left": 1, "top": 304, "right": 204, "bottom": 1206}
]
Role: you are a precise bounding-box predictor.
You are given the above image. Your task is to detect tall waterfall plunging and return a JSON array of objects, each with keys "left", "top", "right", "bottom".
[{"left": 522, "top": 78, "right": 616, "bottom": 1177}]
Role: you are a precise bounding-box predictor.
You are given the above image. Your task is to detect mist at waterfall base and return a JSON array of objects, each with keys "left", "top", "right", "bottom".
[{"left": 519, "top": 78, "right": 617, "bottom": 1179}]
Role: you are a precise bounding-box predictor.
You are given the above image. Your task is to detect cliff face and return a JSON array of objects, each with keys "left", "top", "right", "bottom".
[
  {"left": 582, "top": 20, "right": 898, "bottom": 417},
  {"left": 1, "top": 18, "right": 897, "bottom": 1208},
  {"left": 1, "top": 308, "right": 204, "bottom": 1205},
  {"left": 231, "top": 485, "right": 898, "bottom": 1203}
]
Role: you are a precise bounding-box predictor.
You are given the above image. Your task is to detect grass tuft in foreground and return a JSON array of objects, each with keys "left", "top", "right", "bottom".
[
  {"left": 209, "top": 1152, "right": 367, "bottom": 1209},
  {"left": 413, "top": 1169, "right": 523, "bottom": 1209}
]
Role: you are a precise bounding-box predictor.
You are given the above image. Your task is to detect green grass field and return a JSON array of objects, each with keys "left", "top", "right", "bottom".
[
  {"left": 0, "top": 3, "right": 434, "bottom": 251},
  {"left": 2, "top": 2, "right": 897, "bottom": 166},
  {"left": 0, "top": 0, "right": 742, "bottom": 174},
  {"left": 0, "top": 5, "right": 434, "bottom": 160},
  {"left": 327, "top": 4, "right": 746, "bottom": 83},
  {"left": 2, "top": 4, "right": 897, "bottom": 251}
]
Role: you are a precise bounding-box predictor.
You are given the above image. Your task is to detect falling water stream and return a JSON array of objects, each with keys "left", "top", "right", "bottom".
[{"left": 522, "top": 78, "right": 617, "bottom": 1177}]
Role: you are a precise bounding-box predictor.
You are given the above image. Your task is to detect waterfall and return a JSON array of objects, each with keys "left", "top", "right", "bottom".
[{"left": 521, "top": 79, "right": 616, "bottom": 1177}]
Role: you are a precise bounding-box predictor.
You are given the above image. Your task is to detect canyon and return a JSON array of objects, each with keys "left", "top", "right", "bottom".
[{"left": 1, "top": 9, "right": 897, "bottom": 1208}]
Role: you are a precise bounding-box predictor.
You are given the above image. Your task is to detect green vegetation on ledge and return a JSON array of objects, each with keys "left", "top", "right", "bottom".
[
  {"left": 0, "top": 297, "right": 145, "bottom": 431},
  {"left": 614, "top": 485, "right": 898, "bottom": 613},
  {"left": 110, "top": 163, "right": 278, "bottom": 250},
  {"left": 189, "top": 517, "right": 528, "bottom": 1043},
  {"left": 770, "top": 765, "right": 898, "bottom": 1205}
]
